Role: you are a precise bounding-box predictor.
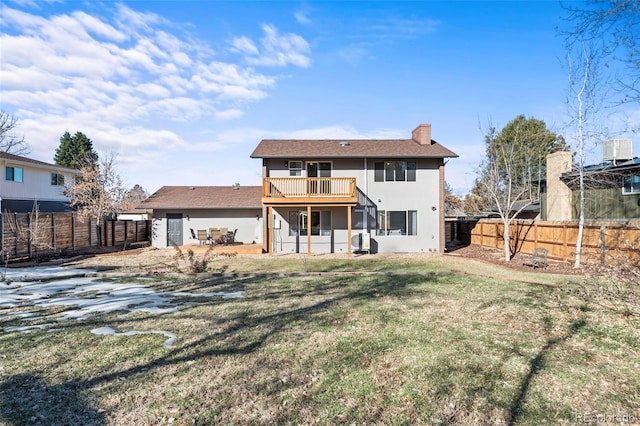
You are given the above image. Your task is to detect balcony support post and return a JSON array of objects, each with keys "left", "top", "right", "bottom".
[
  {"left": 347, "top": 206, "right": 352, "bottom": 256},
  {"left": 307, "top": 205, "right": 311, "bottom": 256},
  {"left": 268, "top": 206, "right": 273, "bottom": 256}
]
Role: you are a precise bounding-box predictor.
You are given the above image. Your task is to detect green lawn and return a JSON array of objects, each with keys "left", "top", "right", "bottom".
[{"left": 1, "top": 256, "right": 638, "bottom": 425}]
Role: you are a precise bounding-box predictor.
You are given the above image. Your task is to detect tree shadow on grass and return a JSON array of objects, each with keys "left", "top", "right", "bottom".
[
  {"left": 507, "top": 318, "right": 586, "bottom": 425},
  {"left": 0, "top": 373, "right": 104, "bottom": 426},
  {"left": 3, "top": 272, "right": 439, "bottom": 423}
]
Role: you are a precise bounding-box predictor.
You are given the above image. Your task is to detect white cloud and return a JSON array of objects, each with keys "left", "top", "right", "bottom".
[
  {"left": 337, "top": 43, "right": 373, "bottom": 64},
  {"left": 294, "top": 10, "right": 311, "bottom": 25},
  {"left": 232, "top": 24, "right": 311, "bottom": 68},
  {"left": 253, "top": 124, "right": 404, "bottom": 140},
  {"left": 0, "top": 4, "right": 311, "bottom": 165},
  {"left": 215, "top": 109, "right": 244, "bottom": 120},
  {"left": 231, "top": 36, "right": 259, "bottom": 55}
]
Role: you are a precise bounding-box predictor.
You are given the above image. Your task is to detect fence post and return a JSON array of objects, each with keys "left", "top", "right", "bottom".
[
  {"left": 51, "top": 213, "right": 56, "bottom": 249},
  {"left": 563, "top": 224, "right": 568, "bottom": 261},
  {"left": 27, "top": 213, "right": 33, "bottom": 259},
  {"left": 72, "top": 214, "right": 76, "bottom": 250},
  {"left": 600, "top": 225, "right": 606, "bottom": 267},
  {"left": 13, "top": 213, "right": 18, "bottom": 257}
]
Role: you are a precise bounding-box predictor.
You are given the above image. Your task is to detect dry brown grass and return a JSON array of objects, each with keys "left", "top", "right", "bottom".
[{"left": 1, "top": 254, "right": 638, "bottom": 425}]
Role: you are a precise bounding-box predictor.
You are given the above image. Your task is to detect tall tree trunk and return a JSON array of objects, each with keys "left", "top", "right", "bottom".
[
  {"left": 503, "top": 220, "right": 511, "bottom": 261},
  {"left": 574, "top": 44, "right": 589, "bottom": 269}
]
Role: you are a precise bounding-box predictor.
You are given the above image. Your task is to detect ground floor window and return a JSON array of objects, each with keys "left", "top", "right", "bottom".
[
  {"left": 376, "top": 210, "right": 417, "bottom": 236},
  {"left": 289, "top": 210, "right": 332, "bottom": 236},
  {"left": 622, "top": 175, "right": 640, "bottom": 194}
]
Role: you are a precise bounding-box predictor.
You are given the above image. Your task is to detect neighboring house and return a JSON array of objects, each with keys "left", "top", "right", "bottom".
[
  {"left": 138, "top": 185, "right": 263, "bottom": 248},
  {"left": 543, "top": 147, "right": 640, "bottom": 221},
  {"left": 250, "top": 123, "right": 458, "bottom": 255},
  {"left": 0, "top": 152, "right": 78, "bottom": 213},
  {"left": 117, "top": 208, "right": 152, "bottom": 221}
]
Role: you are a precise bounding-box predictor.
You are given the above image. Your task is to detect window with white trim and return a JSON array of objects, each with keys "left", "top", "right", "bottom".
[
  {"left": 289, "top": 161, "right": 302, "bottom": 176},
  {"left": 623, "top": 175, "right": 640, "bottom": 195},
  {"left": 6, "top": 166, "right": 23, "bottom": 182},
  {"left": 376, "top": 210, "right": 417, "bottom": 236}
]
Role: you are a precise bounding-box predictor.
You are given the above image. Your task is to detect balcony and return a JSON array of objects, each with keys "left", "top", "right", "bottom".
[{"left": 262, "top": 177, "right": 357, "bottom": 205}]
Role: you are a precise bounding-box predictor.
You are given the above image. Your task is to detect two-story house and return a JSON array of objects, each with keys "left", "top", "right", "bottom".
[
  {"left": 250, "top": 124, "right": 458, "bottom": 255},
  {"left": 0, "top": 152, "right": 78, "bottom": 213}
]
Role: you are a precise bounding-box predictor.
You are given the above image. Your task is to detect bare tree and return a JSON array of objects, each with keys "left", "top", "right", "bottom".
[
  {"left": 478, "top": 140, "right": 536, "bottom": 261},
  {"left": 65, "top": 153, "right": 127, "bottom": 245},
  {"left": 476, "top": 118, "right": 563, "bottom": 261},
  {"left": 122, "top": 184, "right": 149, "bottom": 211},
  {"left": 4, "top": 202, "right": 54, "bottom": 262},
  {"left": 562, "top": 0, "right": 640, "bottom": 104},
  {"left": 0, "top": 111, "right": 30, "bottom": 155},
  {"left": 566, "top": 42, "right": 608, "bottom": 268}
]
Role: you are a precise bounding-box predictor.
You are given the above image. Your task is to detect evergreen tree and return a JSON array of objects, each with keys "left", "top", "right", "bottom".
[{"left": 54, "top": 131, "right": 98, "bottom": 169}]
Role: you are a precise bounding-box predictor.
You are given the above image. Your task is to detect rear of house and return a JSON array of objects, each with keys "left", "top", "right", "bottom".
[{"left": 251, "top": 124, "right": 458, "bottom": 255}]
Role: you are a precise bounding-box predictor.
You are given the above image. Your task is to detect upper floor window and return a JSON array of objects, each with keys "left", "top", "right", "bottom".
[
  {"left": 51, "top": 173, "right": 65, "bottom": 186},
  {"left": 374, "top": 161, "right": 416, "bottom": 182},
  {"left": 623, "top": 175, "right": 640, "bottom": 195},
  {"left": 289, "top": 161, "right": 302, "bottom": 176},
  {"left": 6, "top": 166, "right": 23, "bottom": 182}
]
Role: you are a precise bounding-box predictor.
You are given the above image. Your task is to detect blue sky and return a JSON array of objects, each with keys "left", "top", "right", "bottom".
[{"left": 1, "top": 0, "right": 638, "bottom": 196}]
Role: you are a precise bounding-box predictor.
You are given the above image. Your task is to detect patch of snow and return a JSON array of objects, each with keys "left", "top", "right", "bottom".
[
  {"left": 1, "top": 265, "right": 94, "bottom": 282},
  {"left": 0, "top": 265, "right": 243, "bottom": 347},
  {"left": 91, "top": 326, "right": 177, "bottom": 348}
]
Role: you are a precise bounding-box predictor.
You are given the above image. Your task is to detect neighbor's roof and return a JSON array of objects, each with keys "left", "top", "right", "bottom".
[
  {"left": 250, "top": 139, "right": 458, "bottom": 159},
  {"left": 0, "top": 152, "right": 79, "bottom": 173},
  {"left": 139, "top": 186, "right": 262, "bottom": 209}
]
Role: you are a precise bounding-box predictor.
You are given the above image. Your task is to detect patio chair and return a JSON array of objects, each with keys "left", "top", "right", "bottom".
[
  {"left": 196, "top": 229, "right": 208, "bottom": 245},
  {"left": 222, "top": 229, "right": 237, "bottom": 245},
  {"left": 209, "top": 228, "right": 222, "bottom": 245},
  {"left": 522, "top": 247, "right": 548, "bottom": 269}
]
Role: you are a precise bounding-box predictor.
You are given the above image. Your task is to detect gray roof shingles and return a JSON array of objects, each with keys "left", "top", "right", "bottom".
[
  {"left": 139, "top": 186, "right": 262, "bottom": 209},
  {"left": 250, "top": 139, "right": 458, "bottom": 159}
]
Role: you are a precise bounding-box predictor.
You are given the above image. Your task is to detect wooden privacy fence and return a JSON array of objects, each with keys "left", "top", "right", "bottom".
[
  {"left": 450, "top": 219, "right": 640, "bottom": 266},
  {"left": 1, "top": 211, "right": 151, "bottom": 262}
]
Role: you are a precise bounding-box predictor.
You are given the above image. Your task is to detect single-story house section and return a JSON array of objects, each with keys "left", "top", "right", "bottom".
[{"left": 138, "top": 185, "right": 263, "bottom": 248}]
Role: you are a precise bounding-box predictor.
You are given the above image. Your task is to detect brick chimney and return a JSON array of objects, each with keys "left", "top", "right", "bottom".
[
  {"left": 546, "top": 151, "right": 573, "bottom": 221},
  {"left": 412, "top": 123, "right": 432, "bottom": 145}
]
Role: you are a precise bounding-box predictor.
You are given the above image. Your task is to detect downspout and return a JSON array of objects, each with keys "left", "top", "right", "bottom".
[
  {"left": 363, "top": 158, "right": 368, "bottom": 231},
  {"left": 439, "top": 159, "right": 446, "bottom": 253}
]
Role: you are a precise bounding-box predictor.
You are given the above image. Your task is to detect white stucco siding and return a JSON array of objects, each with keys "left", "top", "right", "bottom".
[
  {"left": 363, "top": 158, "right": 442, "bottom": 253},
  {"left": 151, "top": 208, "right": 263, "bottom": 248}
]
